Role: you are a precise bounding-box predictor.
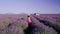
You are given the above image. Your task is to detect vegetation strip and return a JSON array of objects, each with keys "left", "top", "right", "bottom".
[{"left": 32, "top": 15, "right": 60, "bottom": 34}]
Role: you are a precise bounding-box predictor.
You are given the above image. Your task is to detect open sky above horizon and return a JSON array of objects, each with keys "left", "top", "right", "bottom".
[{"left": 0, "top": 0, "right": 60, "bottom": 14}]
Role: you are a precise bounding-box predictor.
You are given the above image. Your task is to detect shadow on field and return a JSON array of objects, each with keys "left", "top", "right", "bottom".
[{"left": 24, "top": 23, "right": 44, "bottom": 34}]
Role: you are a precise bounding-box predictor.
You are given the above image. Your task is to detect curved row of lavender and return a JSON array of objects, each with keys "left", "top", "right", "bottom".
[
  {"left": 30, "top": 15, "right": 57, "bottom": 34},
  {"left": 31, "top": 14, "right": 60, "bottom": 34}
]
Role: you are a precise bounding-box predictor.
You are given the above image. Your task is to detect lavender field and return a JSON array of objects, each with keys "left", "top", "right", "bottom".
[{"left": 0, "top": 14, "right": 60, "bottom": 34}]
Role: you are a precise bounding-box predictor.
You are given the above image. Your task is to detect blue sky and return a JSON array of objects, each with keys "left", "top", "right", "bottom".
[{"left": 0, "top": 0, "right": 60, "bottom": 14}]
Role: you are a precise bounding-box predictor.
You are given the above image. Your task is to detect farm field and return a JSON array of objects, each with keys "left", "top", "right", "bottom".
[{"left": 0, "top": 14, "right": 60, "bottom": 34}]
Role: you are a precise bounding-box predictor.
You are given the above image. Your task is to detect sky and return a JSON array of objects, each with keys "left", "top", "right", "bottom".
[{"left": 0, "top": 0, "right": 60, "bottom": 14}]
